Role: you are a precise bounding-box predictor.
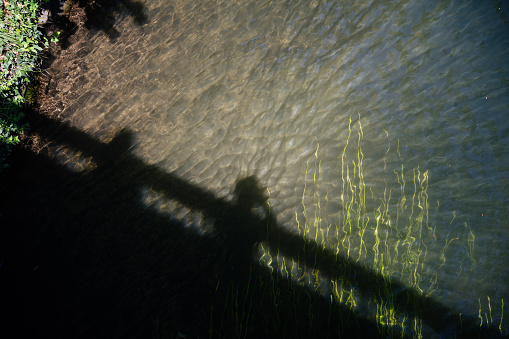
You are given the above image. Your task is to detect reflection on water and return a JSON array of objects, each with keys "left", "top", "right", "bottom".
[{"left": 16, "top": 0, "right": 509, "bottom": 336}]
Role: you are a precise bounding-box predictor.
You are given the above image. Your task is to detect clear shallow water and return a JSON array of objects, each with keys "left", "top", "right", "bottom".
[{"left": 40, "top": 0, "right": 508, "bottom": 336}]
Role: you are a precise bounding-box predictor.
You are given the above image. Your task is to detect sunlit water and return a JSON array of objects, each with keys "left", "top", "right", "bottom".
[{"left": 44, "top": 0, "right": 508, "bottom": 335}]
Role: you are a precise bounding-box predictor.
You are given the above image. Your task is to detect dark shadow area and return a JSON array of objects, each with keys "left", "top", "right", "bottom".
[
  {"left": 43, "top": 0, "right": 147, "bottom": 48},
  {"left": 0, "top": 111, "right": 504, "bottom": 338},
  {"left": 76, "top": 0, "right": 147, "bottom": 40}
]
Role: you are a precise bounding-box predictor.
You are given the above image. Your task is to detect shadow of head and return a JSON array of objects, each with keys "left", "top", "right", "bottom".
[{"left": 233, "top": 175, "right": 268, "bottom": 211}]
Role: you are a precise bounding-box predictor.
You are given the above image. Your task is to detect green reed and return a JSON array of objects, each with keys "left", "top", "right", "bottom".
[
  {"left": 248, "top": 115, "right": 430, "bottom": 336},
  {"left": 207, "top": 115, "right": 506, "bottom": 338},
  {"left": 476, "top": 296, "right": 506, "bottom": 335}
]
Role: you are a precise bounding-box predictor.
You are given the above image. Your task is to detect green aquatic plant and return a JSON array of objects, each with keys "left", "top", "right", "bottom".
[
  {"left": 207, "top": 115, "right": 506, "bottom": 338},
  {"left": 245, "top": 116, "right": 433, "bottom": 337}
]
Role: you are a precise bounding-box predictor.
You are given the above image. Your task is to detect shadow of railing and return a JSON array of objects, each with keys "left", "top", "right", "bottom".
[{"left": 0, "top": 112, "right": 503, "bottom": 338}]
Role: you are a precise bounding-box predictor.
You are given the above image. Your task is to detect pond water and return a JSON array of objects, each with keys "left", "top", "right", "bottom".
[{"left": 10, "top": 0, "right": 509, "bottom": 337}]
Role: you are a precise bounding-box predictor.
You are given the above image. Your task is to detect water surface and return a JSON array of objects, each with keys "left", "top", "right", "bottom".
[{"left": 30, "top": 0, "right": 509, "bottom": 336}]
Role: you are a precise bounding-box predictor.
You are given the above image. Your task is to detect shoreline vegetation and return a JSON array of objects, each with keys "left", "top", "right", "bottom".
[
  {"left": 0, "top": 0, "right": 147, "bottom": 169},
  {"left": 0, "top": 0, "right": 51, "bottom": 169}
]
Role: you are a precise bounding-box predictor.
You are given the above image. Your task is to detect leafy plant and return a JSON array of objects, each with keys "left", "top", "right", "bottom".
[
  {"left": 50, "top": 31, "right": 60, "bottom": 44},
  {"left": 1, "top": 0, "right": 49, "bottom": 169}
]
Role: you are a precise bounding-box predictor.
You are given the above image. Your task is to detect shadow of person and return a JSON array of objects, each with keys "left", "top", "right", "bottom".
[{"left": 214, "top": 176, "right": 273, "bottom": 281}]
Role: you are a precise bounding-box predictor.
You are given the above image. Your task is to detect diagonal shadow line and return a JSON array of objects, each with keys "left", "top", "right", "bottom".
[{"left": 23, "top": 113, "right": 502, "bottom": 337}]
